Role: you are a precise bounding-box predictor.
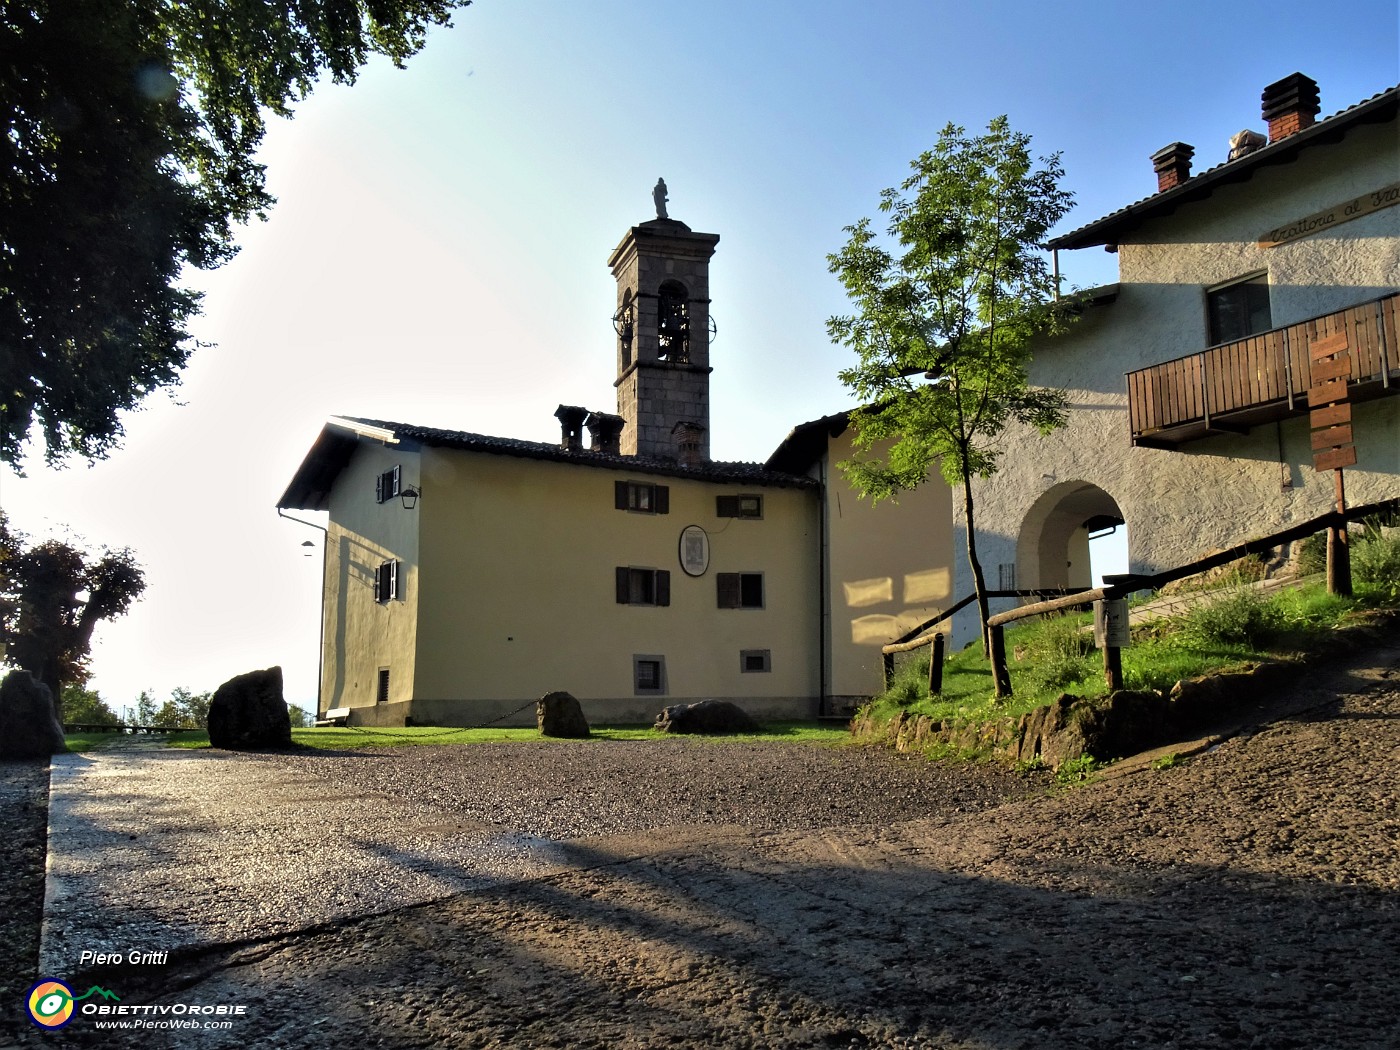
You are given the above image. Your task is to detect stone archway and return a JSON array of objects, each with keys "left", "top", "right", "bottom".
[{"left": 1016, "top": 481, "right": 1126, "bottom": 591}]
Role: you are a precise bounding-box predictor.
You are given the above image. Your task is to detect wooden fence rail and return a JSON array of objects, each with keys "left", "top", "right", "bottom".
[{"left": 879, "top": 496, "right": 1399, "bottom": 696}]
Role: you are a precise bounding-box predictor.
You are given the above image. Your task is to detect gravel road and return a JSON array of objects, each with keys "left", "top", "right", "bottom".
[{"left": 5, "top": 635, "right": 1398, "bottom": 1049}]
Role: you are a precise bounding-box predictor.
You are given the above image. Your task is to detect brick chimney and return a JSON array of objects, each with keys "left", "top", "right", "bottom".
[
  {"left": 554, "top": 405, "right": 588, "bottom": 451},
  {"left": 585, "top": 411, "right": 624, "bottom": 455},
  {"left": 672, "top": 421, "right": 707, "bottom": 467},
  {"left": 1150, "top": 142, "right": 1195, "bottom": 192},
  {"left": 1261, "top": 72, "right": 1320, "bottom": 142}
]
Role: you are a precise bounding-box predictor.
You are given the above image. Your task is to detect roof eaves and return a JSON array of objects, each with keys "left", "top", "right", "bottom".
[{"left": 1048, "top": 85, "right": 1399, "bottom": 250}]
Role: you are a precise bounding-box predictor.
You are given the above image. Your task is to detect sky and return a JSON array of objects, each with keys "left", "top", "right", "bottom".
[{"left": 2, "top": 0, "right": 1397, "bottom": 713}]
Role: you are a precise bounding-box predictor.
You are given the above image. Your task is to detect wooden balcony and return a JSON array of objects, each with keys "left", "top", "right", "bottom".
[{"left": 1127, "top": 294, "right": 1400, "bottom": 448}]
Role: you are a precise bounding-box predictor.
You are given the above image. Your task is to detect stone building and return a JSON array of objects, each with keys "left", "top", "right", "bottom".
[{"left": 953, "top": 73, "right": 1399, "bottom": 648}]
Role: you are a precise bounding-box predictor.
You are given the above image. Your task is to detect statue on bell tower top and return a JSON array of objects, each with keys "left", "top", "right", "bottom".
[{"left": 652, "top": 178, "right": 669, "bottom": 220}]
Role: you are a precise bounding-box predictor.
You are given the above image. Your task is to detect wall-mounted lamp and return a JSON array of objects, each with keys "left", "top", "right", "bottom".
[
  {"left": 301, "top": 540, "right": 315, "bottom": 557},
  {"left": 400, "top": 486, "right": 421, "bottom": 510}
]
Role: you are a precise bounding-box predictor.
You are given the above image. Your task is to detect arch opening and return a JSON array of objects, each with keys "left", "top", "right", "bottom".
[{"left": 1016, "top": 481, "right": 1127, "bottom": 593}]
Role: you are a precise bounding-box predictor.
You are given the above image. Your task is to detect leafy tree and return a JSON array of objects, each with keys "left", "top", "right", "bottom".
[
  {"left": 827, "top": 117, "right": 1076, "bottom": 696},
  {"left": 132, "top": 686, "right": 211, "bottom": 728},
  {"left": 0, "top": 513, "right": 146, "bottom": 698},
  {"left": 288, "top": 704, "right": 311, "bottom": 729},
  {"left": 133, "top": 689, "right": 160, "bottom": 726},
  {"left": 1, "top": 0, "right": 468, "bottom": 466},
  {"left": 60, "top": 683, "right": 122, "bottom": 726}
]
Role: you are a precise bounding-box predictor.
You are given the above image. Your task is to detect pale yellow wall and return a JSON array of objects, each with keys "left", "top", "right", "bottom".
[
  {"left": 413, "top": 448, "right": 821, "bottom": 712},
  {"left": 321, "top": 443, "right": 421, "bottom": 712},
  {"left": 822, "top": 429, "right": 955, "bottom": 699}
]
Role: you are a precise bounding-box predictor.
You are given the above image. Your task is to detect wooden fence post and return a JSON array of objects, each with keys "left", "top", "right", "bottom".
[
  {"left": 1103, "top": 644, "right": 1123, "bottom": 692},
  {"left": 928, "top": 633, "right": 945, "bottom": 695}
]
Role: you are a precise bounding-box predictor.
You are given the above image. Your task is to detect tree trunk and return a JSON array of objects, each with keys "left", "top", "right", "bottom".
[{"left": 959, "top": 467, "right": 1010, "bottom": 698}]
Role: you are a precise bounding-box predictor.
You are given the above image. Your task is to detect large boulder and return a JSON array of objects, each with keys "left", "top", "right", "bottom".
[
  {"left": 207, "top": 667, "right": 292, "bottom": 750},
  {"left": 537, "top": 691, "right": 590, "bottom": 738},
  {"left": 654, "top": 699, "right": 759, "bottom": 735},
  {"left": 0, "top": 670, "right": 66, "bottom": 758}
]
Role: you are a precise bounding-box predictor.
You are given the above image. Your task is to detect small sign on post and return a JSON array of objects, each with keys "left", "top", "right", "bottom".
[
  {"left": 1095, "top": 599, "right": 1129, "bottom": 693},
  {"left": 1094, "top": 599, "right": 1130, "bottom": 648}
]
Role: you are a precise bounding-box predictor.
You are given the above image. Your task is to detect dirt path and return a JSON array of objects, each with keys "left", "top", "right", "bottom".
[{"left": 10, "top": 643, "right": 1400, "bottom": 1049}]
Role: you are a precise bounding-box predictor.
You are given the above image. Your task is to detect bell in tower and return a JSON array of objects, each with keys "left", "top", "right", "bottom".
[{"left": 607, "top": 182, "right": 719, "bottom": 461}]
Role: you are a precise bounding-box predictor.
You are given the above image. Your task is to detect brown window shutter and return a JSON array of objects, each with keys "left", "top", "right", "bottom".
[
  {"left": 717, "top": 495, "right": 738, "bottom": 517},
  {"left": 615, "top": 480, "right": 629, "bottom": 510},
  {"left": 655, "top": 485, "right": 669, "bottom": 514},
  {"left": 655, "top": 570, "right": 671, "bottom": 606},
  {"left": 717, "top": 573, "right": 739, "bottom": 609},
  {"left": 616, "top": 566, "right": 631, "bottom": 603}
]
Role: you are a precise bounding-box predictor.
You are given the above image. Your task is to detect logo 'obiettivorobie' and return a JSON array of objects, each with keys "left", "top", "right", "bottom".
[{"left": 26, "top": 979, "right": 120, "bottom": 1029}]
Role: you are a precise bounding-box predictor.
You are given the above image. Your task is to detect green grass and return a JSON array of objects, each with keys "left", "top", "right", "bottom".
[
  {"left": 63, "top": 729, "right": 200, "bottom": 752},
  {"left": 149, "top": 720, "right": 851, "bottom": 751},
  {"left": 871, "top": 575, "right": 1397, "bottom": 733}
]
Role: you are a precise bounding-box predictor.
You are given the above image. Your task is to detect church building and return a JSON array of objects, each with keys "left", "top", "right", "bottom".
[{"left": 278, "top": 211, "right": 952, "bottom": 726}]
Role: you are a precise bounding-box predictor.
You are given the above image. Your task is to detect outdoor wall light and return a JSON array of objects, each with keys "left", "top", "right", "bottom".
[{"left": 400, "top": 486, "right": 421, "bottom": 510}]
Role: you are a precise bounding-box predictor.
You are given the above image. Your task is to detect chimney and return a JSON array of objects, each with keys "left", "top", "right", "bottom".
[
  {"left": 1150, "top": 142, "right": 1194, "bottom": 192},
  {"left": 672, "top": 421, "right": 707, "bottom": 467},
  {"left": 585, "top": 411, "right": 624, "bottom": 455},
  {"left": 1227, "top": 128, "right": 1268, "bottom": 161},
  {"left": 1261, "top": 72, "right": 1320, "bottom": 142},
  {"left": 553, "top": 404, "right": 588, "bottom": 451}
]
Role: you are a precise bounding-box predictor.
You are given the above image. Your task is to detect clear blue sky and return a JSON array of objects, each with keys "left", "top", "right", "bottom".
[{"left": 2, "top": 0, "right": 1396, "bottom": 712}]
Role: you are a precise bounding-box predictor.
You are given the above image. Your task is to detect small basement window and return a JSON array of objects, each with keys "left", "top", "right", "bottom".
[
  {"left": 717, "top": 494, "right": 763, "bottom": 519},
  {"left": 375, "top": 465, "right": 401, "bottom": 504},
  {"left": 376, "top": 667, "right": 390, "bottom": 703},
  {"left": 374, "top": 560, "right": 399, "bottom": 603},
  {"left": 740, "top": 649, "right": 771, "bottom": 673},
  {"left": 1207, "top": 273, "right": 1272, "bottom": 346},
  {"left": 633, "top": 655, "right": 666, "bottom": 695},
  {"left": 615, "top": 566, "right": 671, "bottom": 606},
  {"left": 615, "top": 480, "right": 670, "bottom": 514},
  {"left": 717, "top": 572, "right": 764, "bottom": 609}
]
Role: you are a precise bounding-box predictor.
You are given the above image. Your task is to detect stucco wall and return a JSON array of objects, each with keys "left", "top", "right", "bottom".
[
  {"left": 821, "top": 429, "right": 955, "bottom": 702},
  {"left": 321, "top": 443, "right": 422, "bottom": 712},
  {"left": 951, "top": 117, "right": 1400, "bottom": 650},
  {"left": 412, "top": 448, "right": 821, "bottom": 724}
]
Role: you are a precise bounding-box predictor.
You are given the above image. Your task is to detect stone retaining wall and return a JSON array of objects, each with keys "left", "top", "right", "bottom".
[{"left": 850, "top": 662, "right": 1302, "bottom": 769}]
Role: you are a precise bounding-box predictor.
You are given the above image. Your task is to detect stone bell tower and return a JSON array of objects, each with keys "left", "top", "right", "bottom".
[{"left": 607, "top": 184, "right": 719, "bottom": 461}]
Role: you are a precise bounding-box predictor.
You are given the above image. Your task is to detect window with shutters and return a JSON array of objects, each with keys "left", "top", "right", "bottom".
[
  {"left": 375, "top": 465, "right": 401, "bottom": 503},
  {"left": 615, "top": 566, "right": 670, "bottom": 606},
  {"left": 374, "top": 560, "right": 399, "bottom": 603},
  {"left": 717, "top": 572, "right": 764, "bottom": 609},
  {"left": 1206, "top": 272, "right": 1272, "bottom": 346},
  {"left": 740, "top": 649, "right": 771, "bottom": 673},
  {"left": 614, "top": 480, "right": 669, "bottom": 514},
  {"left": 716, "top": 494, "right": 763, "bottom": 519},
  {"left": 376, "top": 667, "right": 391, "bottom": 703},
  {"left": 633, "top": 655, "right": 666, "bottom": 695}
]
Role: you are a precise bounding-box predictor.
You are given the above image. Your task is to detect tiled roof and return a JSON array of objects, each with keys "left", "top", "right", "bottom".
[
  {"left": 277, "top": 415, "right": 817, "bottom": 511},
  {"left": 1048, "top": 85, "right": 1398, "bottom": 250}
]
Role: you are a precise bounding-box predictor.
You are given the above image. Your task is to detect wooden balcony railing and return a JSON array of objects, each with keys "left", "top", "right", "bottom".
[{"left": 1127, "top": 293, "right": 1399, "bottom": 447}]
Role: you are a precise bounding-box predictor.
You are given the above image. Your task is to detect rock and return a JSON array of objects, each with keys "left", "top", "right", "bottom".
[
  {"left": 207, "top": 667, "right": 292, "bottom": 750},
  {"left": 0, "top": 670, "right": 66, "bottom": 758},
  {"left": 537, "top": 691, "right": 590, "bottom": 738},
  {"left": 654, "top": 699, "right": 760, "bottom": 735}
]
